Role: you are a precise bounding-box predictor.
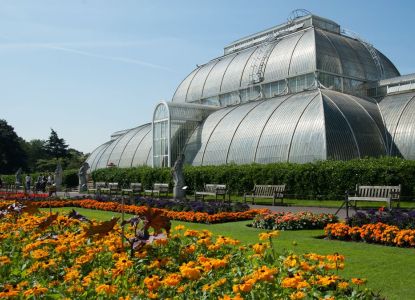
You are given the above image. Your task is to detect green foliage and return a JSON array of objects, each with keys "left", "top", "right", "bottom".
[
  {"left": 45, "top": 128, "right": 68, "bottom": 159},
  {"left": 91, "top": 157, "right": 415, "bottom": 199},
  {"left": 63, "top": 169, "right": 79, "bottom": 187},
  {"left": 0, "top": 119, "right": 27, "bottom": 173}
]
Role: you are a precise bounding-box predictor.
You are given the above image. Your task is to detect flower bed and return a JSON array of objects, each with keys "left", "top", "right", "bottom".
[
  {"left": 0, "top": 208, "right": 378, "bottom": 299},
  {"left": 325, "top": 222, "right": 415, "bottom": 247},
  {"left": 0, "top": 191, "right": 49, "bottom": 200},
  {"left": 27, "top": 199, "right": 268, "bottom": 224},
  {"left": 251, "top": 211, "right": 338, "bottom": 230},
  {"left": 347, "top": 207, "right": 415, "bottom": 229},
  {"left": 133, "top": 197, "right": 250, "bottom": 214}
]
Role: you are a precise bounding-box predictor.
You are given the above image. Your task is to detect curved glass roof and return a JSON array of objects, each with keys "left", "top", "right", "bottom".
[
  {"left": 172, "top": 27, "right": 399, "bottom": 105},
  {"left": 379, "top": 91, "right": 415, "bottom": 159},
  {"left": 86, "top": 123, "right": 152, "bottom": 172},
  {"left": 184, "top": 89, "right": 386, "bottom": 166}
]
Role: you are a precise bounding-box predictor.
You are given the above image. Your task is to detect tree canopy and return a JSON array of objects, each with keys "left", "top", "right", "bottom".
[
  {"left": 45, "top": 129, "right": 68, "bottom": 159},
  {"left": 0, "top": 119, "right": 27, "bottom": 173}
]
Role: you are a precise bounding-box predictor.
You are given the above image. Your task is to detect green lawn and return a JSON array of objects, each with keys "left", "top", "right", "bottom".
[{"left": 42, "top": 207, "right": 415, "bottom": 300}]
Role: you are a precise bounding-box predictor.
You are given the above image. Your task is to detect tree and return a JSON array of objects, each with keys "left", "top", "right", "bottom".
[
  {"left": 21, "top": 139, "right": 49, "bottom": 172},
  {"left": 45, "top": 129, "right": 68, "bottom": 159},
  {"left": 0, "top": 119, "right": 27, "bottom": 173}
]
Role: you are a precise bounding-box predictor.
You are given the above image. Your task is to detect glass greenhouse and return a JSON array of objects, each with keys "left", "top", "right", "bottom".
[{"left": 86, "top": 14, "right": 415, "bottom": 172}]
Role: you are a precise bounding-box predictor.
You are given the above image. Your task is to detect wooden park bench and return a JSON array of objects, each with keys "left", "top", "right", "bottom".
[
  {"left": 107, "top": 182, "right": 119, "bottom": 196},
  {"left": 194, "top": 184, "right": 229, "bottom": 202},
  {"left": 336, "top": 184, "right": 401, "bottom": 217},
  {"left": 93, "top": 182, "right": 108, "bottom": 195},
  {"left": 121, "top": 183, "right": 142, "bottom": 196},
  {"left": 144, "top": 183, "right": 169, "bottom": 198},
  {"left": 244, "top": 184, "right": 286, "bottom": 205},
  {"left": 87, "top": 181, "right": 97, "bottom": 194}
]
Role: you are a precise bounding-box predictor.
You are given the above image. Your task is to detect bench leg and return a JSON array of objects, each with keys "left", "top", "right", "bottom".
[
  {"left": 252, "top": 196, "right": 255, "bottom": 205},
  {"left": 243, "top": 194, "right": 246, "bottom": 203},
  {"left": 272, "top": 196, "right": 275, "bottom": 206}
]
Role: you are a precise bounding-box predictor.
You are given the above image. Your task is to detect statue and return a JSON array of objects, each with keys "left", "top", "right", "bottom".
[
  {"left": 171, "top": 154, "right": 185, "bottom": 200},
  {"left": 78, "top": 162, "right": 90, "bottom": 192},
  {"left": 54, "top": 162, "right": 63, "bottom": 191},
  {"left": 15, "top": 168, "right": 22, "bottom": 187}
]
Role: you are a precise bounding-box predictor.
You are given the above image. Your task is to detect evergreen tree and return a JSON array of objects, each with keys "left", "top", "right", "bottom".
[
  {"left": 45, "top": 129, "right": 68, "bottom": 159},
  {"left": 0, "top": 119, "right": 27, "bottom": 173}
]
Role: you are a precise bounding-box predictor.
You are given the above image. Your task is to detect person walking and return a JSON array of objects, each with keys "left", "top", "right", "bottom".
[{"left": 25, "top": 174, "right": 32, "bottom": 192}]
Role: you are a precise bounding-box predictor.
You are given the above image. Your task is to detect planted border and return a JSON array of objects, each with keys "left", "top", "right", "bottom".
[
  {"left": 27, "top": 199, "right": 269, "bottom": 224},
  {"left": 251, "top": 212, "right": 338, "bottom": 230},
  {"left": 325, "top": 222, "right": 415, "bottom": 247}
]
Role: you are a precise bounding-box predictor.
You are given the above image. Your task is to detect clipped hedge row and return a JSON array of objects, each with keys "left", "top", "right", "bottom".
[
  {"left": 0, "top": 169, "right": 79, "bottom": 188},
  {"left": 91, "top": 157, "right": 415, "bottom": 200}
]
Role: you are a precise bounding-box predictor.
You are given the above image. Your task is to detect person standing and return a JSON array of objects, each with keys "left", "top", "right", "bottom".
[{"left": 25, "top": 174, "right": 32, "bottom": 192}]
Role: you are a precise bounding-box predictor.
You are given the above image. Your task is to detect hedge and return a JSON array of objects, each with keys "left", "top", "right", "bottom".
[
  {"left": 90, "top": 157, "right": 415, "bottom": 200},
  {"left": 0, "top": 169, "right": 79, "bottom": 188}
]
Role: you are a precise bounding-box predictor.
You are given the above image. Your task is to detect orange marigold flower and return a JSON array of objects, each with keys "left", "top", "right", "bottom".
[
  {"left": 184, "top": 230, "right": 199, "bottom": 237},
  {"left": 290, "top": 291, "right": 306, "bottom": 300},
  {"left": 182, "top": 244, "right": 196, "bottom": 254},
  {"left": 23, "top": 285, "right": 48, "bottom": 297},
  {"left": 144, "top": 275, "right": 162, "bottom": 291},
  {"left": 95, "top": 284, "right": 117, "bottom": 295},
  {"left": 0, "top": 256, "right": 11, "bottom": 265},
  {"left": 163, "top": 273, "right": 182, "bottom": 286},
  {"left": 179, "top": 263, "right": 202, "bottom": 280},
  {"left": 351, "top": 278, "right": 367, "bottom": 285},
  {"left": 31, "top": 249, "right": 49, "bottom": 260},
  {"left": 338, "top": 281, "right": 349, "bottom": 290},
  {"left": 0, "top": 284, "right": 20, "bottom": 298}
]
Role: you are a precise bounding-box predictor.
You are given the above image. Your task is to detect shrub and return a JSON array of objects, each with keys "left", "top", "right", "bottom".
[
  {"left": 91, "top": 157, "right": 415, "bottom": 200},
  {"left": 251, "top": 211, "right": 338, "bottom": 230}
]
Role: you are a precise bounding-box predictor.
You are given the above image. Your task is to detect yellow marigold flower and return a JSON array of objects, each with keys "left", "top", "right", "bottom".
[
  {"left": 316, "top": 275, "right": 338, "bottom": 286},
  {"left": 219, "top": 293, "right": 244, "bottom": 300},
  {"left": 179, "top": 263, "right": 202, "bottom": 280},
  {"left": 0, "top": 256, "right": 11, "bottom": 265},
  {"left": 163, "top": 273, "right": 182, "bottom": 286},
  {"left": 258, "top": 231, "right": 279, "bottom": 241},
  {"left": 55, "top": 244, "right": 68, "bottom": 254},
  {"left": 182, "top": 244, "right": 196, "bottom": 254},
  {"left": 115, "top": 256, "right": 133, "bottom": 269},
  {"left": 148, "top": 291, "right": 158, "bottom": 299},
  {"left": 154, "top": 238, "right": 168, "bottom": 246},
  {"left": 236, "top": 278, "right": 256, "bottom": 293},
  {"left": 135, "top": 249, "right": 147, "bottom": 258},
  {"left": 252, "top": 265, "right": 278, "bottom": 282},
  {"left": 252, "top": 243, "right": 268, "bottom": 254},
  {"left": 284, "top": 255, "right": 299, "bottom": 268},
  {"left": 290, "top": 291, "right": 306, "bottom": 300},
  {"left": 351, "top": 278, "right": 366, "bottom": 285},
  {"left": 95, "top": 284, "right": 117, "bottom": 295},
  {"left": 31, "top": 249, "right": 49, "bottom": 260},
  {"left": 144, "top": 275, "right": 162, "bottom": 291},
  {"left": 23, "top": 285, "right": 48, "bottom": 297},
  {"left": 64, "top": 268, "right": 80, "bottom": 282},
  {"left": 119, "top": 296, "right": 132, "bottom": 300},
  {"left": 184, "top": 229, "right": 199, "bottom": 237},
  {"left": 174, "top": 225, "right": 185, "bottom": 231},
  {"left": 281, "top": 273, "right": 305, "bottom": 289},
  {"left": 197, "top": 237, "right": 212, "bottom": 246},
  {"left": 338, "top": 281, "right": 349, "bottom": 290},
  {"left": 208, "top": 243, "right": 221, "bottom": 251}
]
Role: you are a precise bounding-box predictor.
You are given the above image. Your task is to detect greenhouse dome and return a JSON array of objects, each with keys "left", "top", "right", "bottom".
[{"left": 86, "top": 13, "right": 415, "bottom": 172}]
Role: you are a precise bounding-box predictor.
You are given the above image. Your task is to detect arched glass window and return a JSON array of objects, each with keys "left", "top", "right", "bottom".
[{"left": 153, "top": 103, "right": 170, "bottom": 168}]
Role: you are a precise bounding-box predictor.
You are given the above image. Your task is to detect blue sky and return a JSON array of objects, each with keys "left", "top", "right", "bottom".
[{"left": 1, "top": 0, "right": 414, "bottom": 153}]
